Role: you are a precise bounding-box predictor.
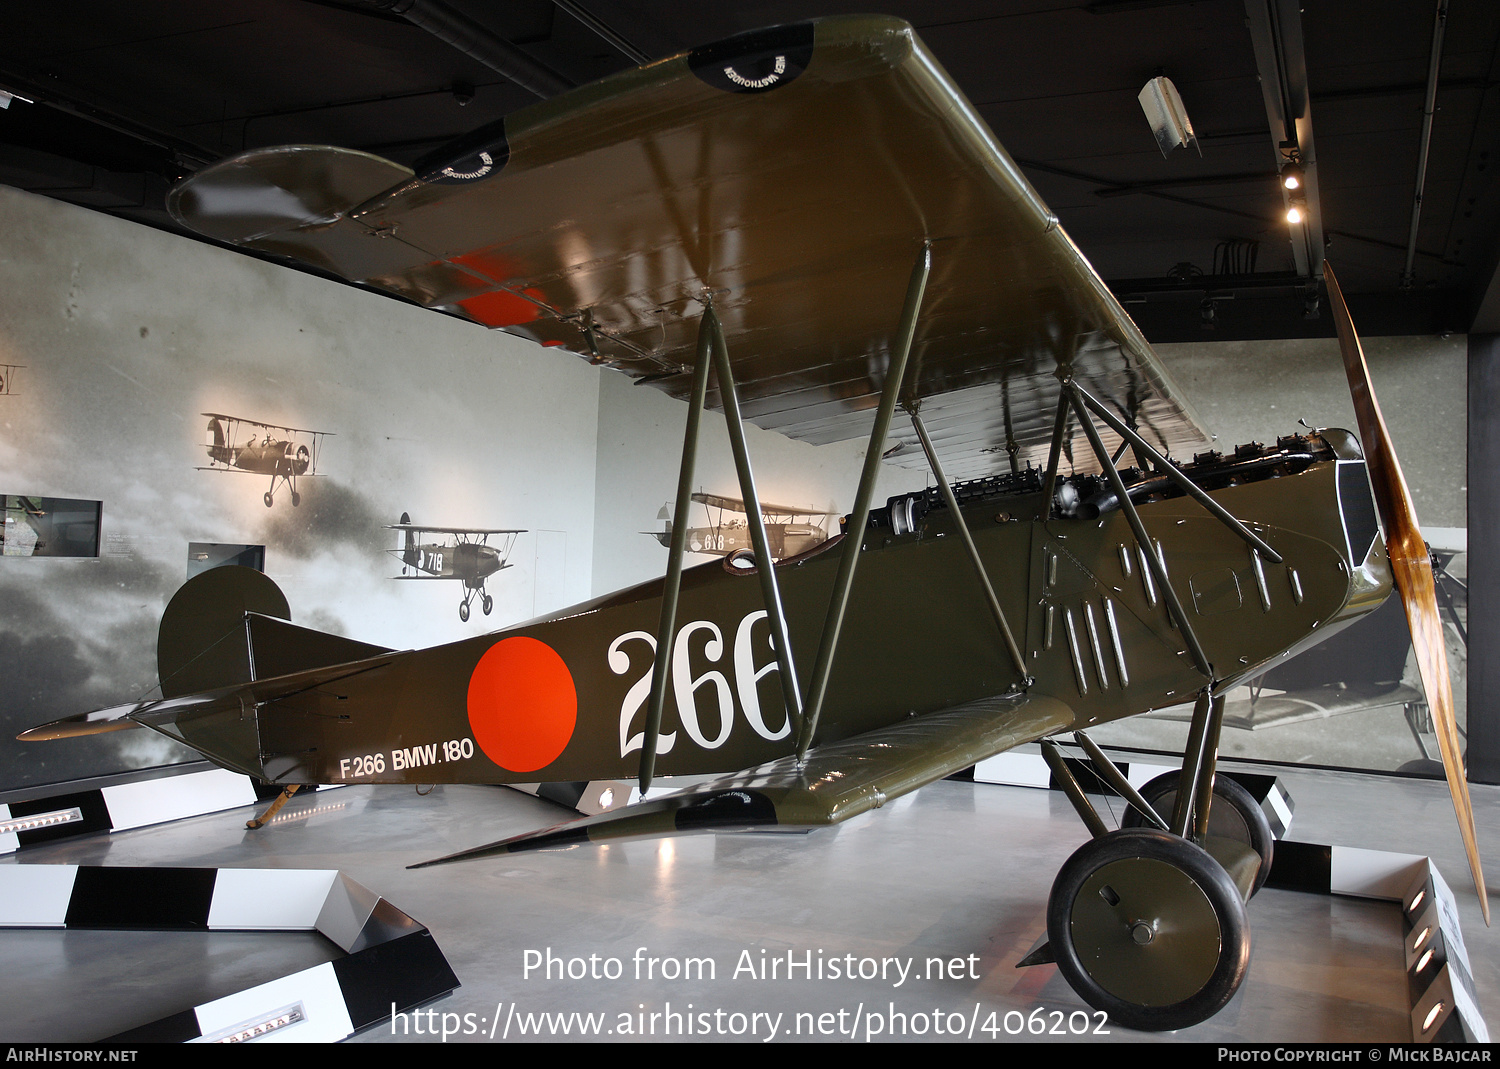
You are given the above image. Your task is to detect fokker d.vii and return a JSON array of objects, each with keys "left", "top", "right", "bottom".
[
  {"left": 22, "top": 17, "right": 1485, "bottom": 1032},
  {"left": 199, "top": 412, "right": 331, "bottom": 507},
  {"left": 388, "top": 513, "right": 526, "bottom": 622},
  {"left": 647, "top": 492, "right": 834, "bottom": 560}
]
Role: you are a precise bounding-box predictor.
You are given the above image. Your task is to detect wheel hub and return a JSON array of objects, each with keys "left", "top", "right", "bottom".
[{"left": 1070, "top": 857, "right": 1223, "bottom": 1006}]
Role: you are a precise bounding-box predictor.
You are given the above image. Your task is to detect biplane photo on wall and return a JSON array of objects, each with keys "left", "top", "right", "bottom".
[
  {"left": 197, "top": 412, "right": 332, "bottom": 507},
  {"left": 647, "top": 492, "right": 834, "bottom": 560},
  {"left": 388, "top": 513, "right": 525, "bottom": 622}
]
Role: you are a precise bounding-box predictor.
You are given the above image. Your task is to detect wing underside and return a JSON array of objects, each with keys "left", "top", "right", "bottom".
[
  {"left": 169, "top": 16, "right": 1209, "bottom": 481},
  {"left": 413, "top": 692, "right": 1074, "bottom": 867}
]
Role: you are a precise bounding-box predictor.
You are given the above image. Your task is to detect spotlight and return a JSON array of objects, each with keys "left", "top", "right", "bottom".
[{"left": 1280, "top": 161, "right": 1304, "bottom": 190}]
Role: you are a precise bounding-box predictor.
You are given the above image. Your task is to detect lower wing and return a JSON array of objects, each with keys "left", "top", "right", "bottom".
[{"left": 412, "top": 692, "right": 1074, "bottom": 867}]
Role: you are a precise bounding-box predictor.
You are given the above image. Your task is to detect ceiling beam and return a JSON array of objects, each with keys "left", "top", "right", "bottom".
[
  {"left": 352, "top": 0, "right": 576, "bottom": 100},
  {"left": 1243, "top": 0, "right": 1325, "bottom": 281}
]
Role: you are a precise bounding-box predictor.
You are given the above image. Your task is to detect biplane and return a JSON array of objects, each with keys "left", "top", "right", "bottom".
[
  {"left": 198, "top": 412, "right": 331, "bottom": 507},
  {"left": 21, "top": 16, "right": 1485, "bottom": 1032},
  {"left": 387, "top": 513, "right": 526, "bottom": 622},
  {"left": 647, "top": 492, "right": 834, "bottom": 560}
]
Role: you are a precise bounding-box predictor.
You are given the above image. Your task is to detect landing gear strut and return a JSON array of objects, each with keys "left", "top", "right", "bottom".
[
  {"left": 1121, "top": 770, "right": 1274, "bottom": 897},
  {"left": 1033, "top": 690, "right": 1263, "bottom": 1031}
]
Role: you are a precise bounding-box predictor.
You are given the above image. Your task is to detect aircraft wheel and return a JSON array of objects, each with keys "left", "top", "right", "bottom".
[
  {"left": 291, "top": 490, "right": 301, "bottom": 507},
  {"left": 482, "top": 594, "right": 493, "bottom": 616},
  {"left": 263, "top": 491, "right": 274, "bottom": 508},
  {"left": 1121, "top": 772, "right": 1274, "bottom": 896},
  {"left": 459, "top": 601, "right": 470, "bottom": 623},
  {"left": 1048, "top": 828, "right": 1250, "bottom": 1032}
]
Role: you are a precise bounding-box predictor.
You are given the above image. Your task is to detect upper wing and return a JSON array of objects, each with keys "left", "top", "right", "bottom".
[
  {"left": 690, "top": 491, "right": 748, "bottom": 512},
  {"left": 199, "top": 412, "right": 330, "bottom": 437},
  {"left": 413, "top": 692, "right": 1074, "bottom": 866},
  {"left": 169, "top": 16, "right": 1208, "bottom": 480},
  {"left": 690, "top": 490, "right": 829, "bottom": 516},
  {"left": 383, "top": 524, "right": 526, "bottom": 535}
]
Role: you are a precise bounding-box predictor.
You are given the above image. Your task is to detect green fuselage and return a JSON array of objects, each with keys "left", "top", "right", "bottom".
[{"left": 159, "top": 438, "right": 1388, "bottom": 788}]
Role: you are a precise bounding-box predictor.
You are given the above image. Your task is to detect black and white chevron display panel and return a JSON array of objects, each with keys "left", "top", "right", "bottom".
[
  {"left": 0, "top": 865, "right": 458, "bottom": 1043},
  {"left": 0, "top": 769, "right": 257, "bottom": 853}
]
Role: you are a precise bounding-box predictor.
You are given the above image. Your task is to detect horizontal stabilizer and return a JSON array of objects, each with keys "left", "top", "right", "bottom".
[
  {"left": 245, "top": 612, "right": 392, "bottom": 679},
  {"left": 18, "top": 652, "right": 402, "bottom": 745},
  {"left": 412, "top": 692, "right": 1074, "bottom": 868}
]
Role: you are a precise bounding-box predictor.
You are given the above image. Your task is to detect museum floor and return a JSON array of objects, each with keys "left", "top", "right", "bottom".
[{"left": 4, "top": 752, "right": 1497, "bottom": 1044}]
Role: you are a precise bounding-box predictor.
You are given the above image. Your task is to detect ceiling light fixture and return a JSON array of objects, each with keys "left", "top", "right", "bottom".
[
  {"left": 1279, "top": 145, "right": 1308, "bottom": 226},
  {"left": 1138, "top": 74, "right": 1200, "bottom": 158}
]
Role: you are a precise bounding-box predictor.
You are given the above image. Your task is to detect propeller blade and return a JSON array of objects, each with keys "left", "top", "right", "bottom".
[{"left": 1325, "top": 261, "right": 1488, "bottom": 925}]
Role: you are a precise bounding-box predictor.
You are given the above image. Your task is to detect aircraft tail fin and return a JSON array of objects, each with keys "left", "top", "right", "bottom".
[
  {"left": 21, "top": 568, "right": 392, "bottom": 754},
  {"left": 399, "top": 512, "right": 419, "bottom": 569},
  {"left": 412, "top": 693, "right": 1075, "bottom": 868},
  {"left": 157, "top": 566, "right": 391, "bottom": 699}
]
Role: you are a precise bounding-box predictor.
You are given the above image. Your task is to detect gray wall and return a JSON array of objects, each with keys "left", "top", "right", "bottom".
[{"left": 1155, "top": 334, "right": 1467, "bottom": 526}]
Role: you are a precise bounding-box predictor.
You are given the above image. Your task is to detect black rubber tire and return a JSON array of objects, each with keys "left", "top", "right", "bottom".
[
  {"left": 482, "top": 595, "right": 493, "bottom": 616},
  {"left": 263, "top": 491, "right": 274, "bottom": 508},
  {"left": 1048, "top": 828, "right": 1251, "bottom": 1032},
  {"left": 291, "top": 490, "right": 301, "bottom": 507},
  {"left": 1121, "top": 772, "right": 1274, "bottom": 896},
  {"left": 459, "top": 600, "right": 470, "bottom": 622}
]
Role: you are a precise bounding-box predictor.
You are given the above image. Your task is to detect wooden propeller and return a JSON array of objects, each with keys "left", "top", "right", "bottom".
[{"left": 1325, "top": 262, "right": 1488, "bottom": 925}]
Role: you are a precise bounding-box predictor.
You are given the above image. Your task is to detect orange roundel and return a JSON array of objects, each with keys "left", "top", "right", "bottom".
[{"left": 466, "top": 637, "right": 577, "bottom": 773}]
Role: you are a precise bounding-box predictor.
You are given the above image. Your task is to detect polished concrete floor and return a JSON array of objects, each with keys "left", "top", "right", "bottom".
[{"left": 3, "top": 753, "right": 1496, "bottom": 1044}]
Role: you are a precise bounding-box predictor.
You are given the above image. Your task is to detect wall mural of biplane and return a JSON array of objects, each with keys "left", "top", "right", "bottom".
[
  {"left": 197, "top": 412, "right": 331, "bottom": 507},
  {"left": 19, "top": 15, "right": 1484, "bottom": 1033},
  {"left": 388, "top": 513, "right": 526, "bottom": 622},
  {"left": 646, "top": 492, "right": 834, "bottom": 561}
]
